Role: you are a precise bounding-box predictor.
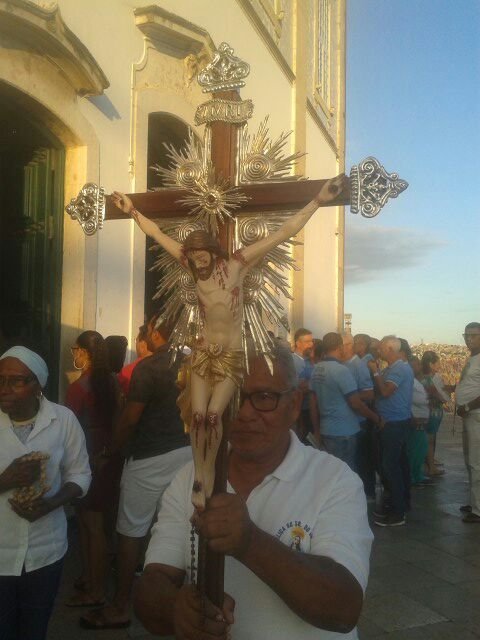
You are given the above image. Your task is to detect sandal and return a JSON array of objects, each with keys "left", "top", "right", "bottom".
[
  {"left": 430, "top": 468, "right": 445, "bottom": 476},
  {"left": 73, "top": 578, "right": 89, "bottom": 592},
  {"left": 79, "top": 607, "right": 131, "bottom": 630},
  {"left": 65, "top": 593, "right": 105, "bottom": 608}
]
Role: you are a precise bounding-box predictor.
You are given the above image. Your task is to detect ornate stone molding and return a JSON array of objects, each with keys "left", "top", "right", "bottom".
[
  {"left": 236, "top": 0, "right": 294, "bottom": 83},
  {"left": 0, "top": 0, "right": 109, "bottom": 96},
  {"left": 134, "top": 5, "right": 215, "bottom": 60}
]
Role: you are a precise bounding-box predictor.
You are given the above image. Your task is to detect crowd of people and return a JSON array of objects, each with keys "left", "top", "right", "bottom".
[
  {"left": 290, "top": 324, "right": 480, "bottom": 528},
  {"left": 0, "top": 320, "right": 479, "bottom": 639}
]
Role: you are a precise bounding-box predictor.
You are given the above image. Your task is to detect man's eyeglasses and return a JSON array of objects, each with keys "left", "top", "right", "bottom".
[
  {"left": 463, "top": 333, "right": 480, "bottom": 339},
  {"left": 239, "top": 388, "right": 294, "bottom": 412},
  {"left": 0, "top": 375, "right": 36, "bottom": 390}
]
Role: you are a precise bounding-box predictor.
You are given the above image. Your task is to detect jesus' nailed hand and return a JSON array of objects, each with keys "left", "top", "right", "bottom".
[{"left": 111, "top": 174, "right": 348, "bottom": 511}]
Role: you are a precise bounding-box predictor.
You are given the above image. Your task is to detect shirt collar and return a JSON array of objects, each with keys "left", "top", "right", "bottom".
[
  {"left": 267, "top": 431, "right": 306, "bottom": 482},
  {"left": 386, "top": 358, "right": 403, "bottom": 370},
  {"left": 323, "top": 356, "right": 341, "bottom": 363},
  {"left": 154, "top": 344, "right": 170, "bottom": 354},
  {"left": 0, "top": 397, "right": 56, "bottom": 435}
]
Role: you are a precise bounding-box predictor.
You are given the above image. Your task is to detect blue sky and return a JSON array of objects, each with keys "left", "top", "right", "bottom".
[{"left": 345, "top": 0, "right": 480, "bottom": 345}]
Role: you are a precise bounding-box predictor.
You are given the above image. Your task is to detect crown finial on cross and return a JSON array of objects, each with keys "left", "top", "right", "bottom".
[{"left": 197, "top": 42, "right": 250, "bottom": 94}]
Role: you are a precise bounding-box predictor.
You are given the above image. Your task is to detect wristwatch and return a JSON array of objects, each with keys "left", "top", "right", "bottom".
[{"left": 464, "top": 404, "right": 471, "bottom": 413}]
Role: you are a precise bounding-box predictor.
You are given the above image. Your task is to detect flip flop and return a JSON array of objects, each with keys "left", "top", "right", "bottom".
[
  {"left": 65, "top": 595, "right": 105, "bottom": 608},
  {"left": 79, "top": 608, "right": 131, "bottom": 630},
  {"left": 73, "top": 578, "right": 89, "bottom": 592}
]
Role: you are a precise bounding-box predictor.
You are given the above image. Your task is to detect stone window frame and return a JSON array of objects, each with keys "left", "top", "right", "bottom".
[
  {"left": 257, "top": 0, "right": 285, "bottom": 39},
  {"left": 313, "top": 0, "right": 333, "bottom": 118}
]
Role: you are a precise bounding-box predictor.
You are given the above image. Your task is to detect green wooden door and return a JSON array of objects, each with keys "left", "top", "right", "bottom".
[
  {"left": 23, "top": 148, "right": 65, "bottom": 398},
  {"left": 0, "top": 146, "right": 64, "bottom": 399}
]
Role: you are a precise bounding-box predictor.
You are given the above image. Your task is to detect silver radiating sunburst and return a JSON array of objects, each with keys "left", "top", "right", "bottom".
[
  {"left": 239, "top": 116, "right": 305, "bottom": 183},
  {"left": 151, "top": 131, "right": 248, "bottom": 235}
]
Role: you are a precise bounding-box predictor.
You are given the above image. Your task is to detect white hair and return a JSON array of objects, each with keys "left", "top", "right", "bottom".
[{"left": 381, "top": 335, "right": 401, "bottom": 353}]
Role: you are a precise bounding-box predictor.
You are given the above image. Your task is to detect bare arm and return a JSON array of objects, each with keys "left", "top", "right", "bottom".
[
  {"left": 0, "top": 457, "right": 40, "bottom": 493},
  {"left": 347, "top": 393, "right": 381, "bottom": 426},
  {"left": 240, "top": 174, "right": 349, "bottom": 266},
  {"left": 367, "top": 361, "right": 397, "bottom": 398},
  {"left": 372, "top": 376, "right": 397, "bottom": 398},
  {"left": 111, "top": 192, "right": 183, "bottom": 261},
  {"left": 10, "top": 482, "right": 82, "bottom": 522},
  {"left": 359, "top": 389, "right": 374, "bottom": 403},
  {"left": 109, "top": 401, "right": 145, "bottom": 454},
  {"left": 242, "top": 527, "right": 363, "bottom": 632},
  {"left": 196, "top": 493, "right": 363, "bottom": 633},
  {"left": 135, "top": 563, "right": 234, "bottom": 639},
  {"left": 134, "top": 564, "right": 184, "bottom": 636},
  {"left": 458, "top": 394, "right": 480, "bottom": 417}
]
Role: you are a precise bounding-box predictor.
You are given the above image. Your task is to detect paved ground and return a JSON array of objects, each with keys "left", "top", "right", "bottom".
[{"left": 47, "top": 412, "right": 480, "bottom": 639}]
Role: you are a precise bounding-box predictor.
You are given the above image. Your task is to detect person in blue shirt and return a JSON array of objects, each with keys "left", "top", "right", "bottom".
[
  {"left": 353, "top": 334, "right": 373, "bottom": 364},
  {"left": 292, "top": 328, "right": 313, "bottom": 381},
  {"left": 310, "top": 333, "right": 382, "bottom": 471},
  {"left": 343, "top": 334, "right": 376, "bottom": 499},
  {"left": 368, "top": 336, "right": 414, "bottom": 527},
  {"left": 292, "top": 328, "right": 314, "bottom": 442}
]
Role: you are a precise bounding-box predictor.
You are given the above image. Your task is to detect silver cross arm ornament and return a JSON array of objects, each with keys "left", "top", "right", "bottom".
[
  {"left": 65, "top": 183, "right": 105, "bottom": 236},
  {"left": 65, "top": 157, "right": 408, "bottom": 236},
  {"left": 349, "top": 156, "right": 408, "bottom": 218}
]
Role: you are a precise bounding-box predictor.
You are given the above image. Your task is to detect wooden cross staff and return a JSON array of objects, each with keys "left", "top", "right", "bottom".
[{"left": 66, "top": 42, "right": 407, "bottom": 610}]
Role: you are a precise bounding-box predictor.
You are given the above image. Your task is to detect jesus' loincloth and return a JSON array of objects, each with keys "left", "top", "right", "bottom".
[{"left": 177, "top": 344, "right": 244, "bottom": 427}]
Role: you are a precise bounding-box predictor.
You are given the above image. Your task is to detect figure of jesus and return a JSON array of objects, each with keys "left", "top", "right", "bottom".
[{"left": 112, "top": 174, "right": 348, "bottom": 510}]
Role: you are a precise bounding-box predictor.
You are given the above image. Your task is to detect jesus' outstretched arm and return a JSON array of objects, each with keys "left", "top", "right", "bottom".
[
  {"left": 111, "top": 191, "right": 183, "bottom": 262},
  {"left": 239, "top": 174, "right": 349, "bottom": 267}
]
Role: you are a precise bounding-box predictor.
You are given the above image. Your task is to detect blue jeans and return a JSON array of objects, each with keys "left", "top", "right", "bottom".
[
  {"left": 380, "top": 420, "right": 411, "bottom": 516},
  {"left": 323, "top": 432, "right": 360, "bottom": 472},
  {"left": 0, "top": 558, "right": 63, "bottom": 640}
]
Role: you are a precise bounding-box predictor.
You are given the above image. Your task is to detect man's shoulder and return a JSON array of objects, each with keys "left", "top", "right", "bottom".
[
  {"left": 311, "top": 359, "right": 345, "bottom": 381},
  {"left": 470, "top": 353, "right": 480, "bottom": 367},
  {"left": 135, "top": 348, "right": 171, "bottom": 372},
  {"left": 299, "top": 444, "right": 364, "bottom": 492},
  {"left": 285, "top": 435, "right": 360, "bottom": 484}
]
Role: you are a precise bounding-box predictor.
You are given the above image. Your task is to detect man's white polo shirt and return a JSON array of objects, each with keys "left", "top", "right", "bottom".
[
  {"left": 146, "top": 431, "right": 373, "bottom": 639},
  {"left": 456, "top": 353, "right": 480, "bottom": 414}
]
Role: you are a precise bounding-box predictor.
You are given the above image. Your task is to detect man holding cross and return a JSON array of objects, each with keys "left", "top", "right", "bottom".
[
  {"left": 112, "top": 173, "right": 348, "bottom": 512},
  {"left": 134, "top": 344, "right": 372, "bottom": 639}
]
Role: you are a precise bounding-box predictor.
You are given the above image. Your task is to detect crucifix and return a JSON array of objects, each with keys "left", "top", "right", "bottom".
[{"left": 66, "top": 42, "right": 408, "bottom": 609}]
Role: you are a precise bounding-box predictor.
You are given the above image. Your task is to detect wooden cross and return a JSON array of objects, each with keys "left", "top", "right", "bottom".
[
  {"left": 103, "top": 88, "right": 349, "bottom": 607},
  {"left": 67, "top": 42, "right": 406, "bottom": 612}
]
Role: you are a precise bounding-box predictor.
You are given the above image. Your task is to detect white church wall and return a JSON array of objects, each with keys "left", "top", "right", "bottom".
[
  {"left": 303, "top": 112, "right": 343, "bottom": 337},
  {"left": 60, "top": 0, "right": 296, "bottom": 352},
  {"left": 0, "top": 0, "right": 344, "bottom": 391}
]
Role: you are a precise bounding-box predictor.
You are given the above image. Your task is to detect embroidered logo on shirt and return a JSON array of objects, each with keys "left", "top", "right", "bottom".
[{"left": 275, "top": 520, "right": 312, "bottom": 553}]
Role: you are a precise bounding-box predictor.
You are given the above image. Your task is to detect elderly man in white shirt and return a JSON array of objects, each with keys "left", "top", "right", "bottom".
[
  {"left": 0, "top": 346, "right": 91, "bottom": 640},
  {"left": 134, "top": 345, "right": 373, "bottom": 640},
  {"left": 456, "top": 323, "right": 480, "bottom": 522}
]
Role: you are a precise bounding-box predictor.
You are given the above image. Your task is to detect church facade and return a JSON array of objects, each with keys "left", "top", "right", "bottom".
[{"left": 0, "top": 0, "right": 346, "bottom": 397}]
